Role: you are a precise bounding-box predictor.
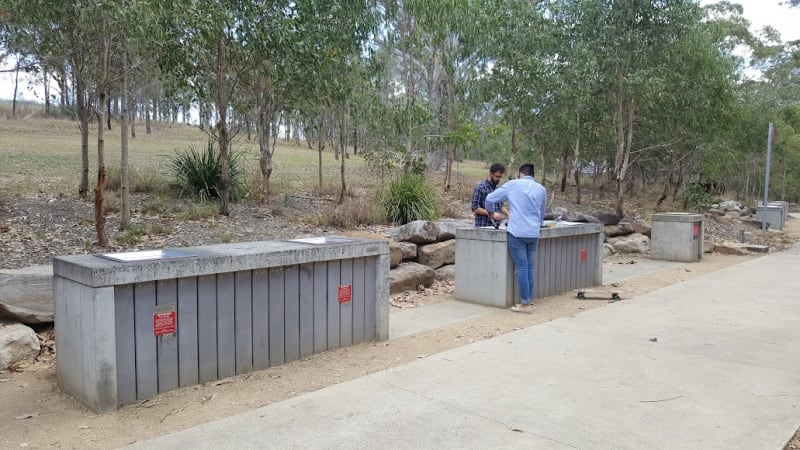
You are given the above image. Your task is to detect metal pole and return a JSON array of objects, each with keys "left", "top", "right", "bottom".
[{"left": 762, "top": 122, "right": 773, "bottom": 230}]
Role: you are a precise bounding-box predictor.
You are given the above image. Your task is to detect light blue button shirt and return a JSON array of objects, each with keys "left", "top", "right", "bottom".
[{"left": 485, "top": 176, "right": 547, "bottom": 238}]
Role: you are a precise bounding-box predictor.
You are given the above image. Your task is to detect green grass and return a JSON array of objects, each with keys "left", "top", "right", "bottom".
[{"left": 0, "top": 113, "right": 489, "bottom": 206}]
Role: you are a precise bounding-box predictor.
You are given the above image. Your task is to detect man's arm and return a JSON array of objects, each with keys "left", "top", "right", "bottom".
[
  {"left": 471, "top": 185, "right": 490, "bottom": 218},
  {"left": 485, "top": 184, "right": 508, "bottom": 213}
]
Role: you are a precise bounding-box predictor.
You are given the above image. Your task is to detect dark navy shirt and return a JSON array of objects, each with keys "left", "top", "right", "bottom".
[{"left": 471, "top": 179, "right": 503, "bottom": 227}]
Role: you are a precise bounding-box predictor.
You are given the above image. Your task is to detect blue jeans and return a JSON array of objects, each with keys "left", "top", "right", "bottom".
[{"left": 507, "top": 233, "right": 539, "bottom": 305}]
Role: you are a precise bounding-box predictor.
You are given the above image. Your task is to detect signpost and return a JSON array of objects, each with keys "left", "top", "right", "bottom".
[{"left": 762, "top": 122, "right": 774, "bottom": 231}]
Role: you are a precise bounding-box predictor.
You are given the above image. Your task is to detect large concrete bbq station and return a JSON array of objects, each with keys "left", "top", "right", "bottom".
[
  {"left": 53, "top": 237, "right": 390, "bottom": 413},
  {"left": 455, "top": 221, "right": 605, "bottom": 307}
]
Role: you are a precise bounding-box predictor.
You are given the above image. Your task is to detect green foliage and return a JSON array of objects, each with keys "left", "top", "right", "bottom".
[
  {"left": 677, "top": 184, "right": 715, "bottom": 211},
  {"left": 381, "top": 174, "right": 440, "bottom": 224},
  {"left": 116, "top": 224, "right": 146, "bottom": 246},
  {"left": 174, "top": 203, "right": 220, "bottom": 221},
  {"left": 168, "top": 141, "right": 248, "bottom": 202}
]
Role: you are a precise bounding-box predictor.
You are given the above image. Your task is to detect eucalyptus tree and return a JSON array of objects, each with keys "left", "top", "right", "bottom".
[
  {"left": 290, "top": 0, "right": 380, "bottom": 198},
  {"left": 155, "top": 1, "right": 265, "bottom": 216},
  {"left": 388, "top": 0, "right": 493, "bottom": 191}
]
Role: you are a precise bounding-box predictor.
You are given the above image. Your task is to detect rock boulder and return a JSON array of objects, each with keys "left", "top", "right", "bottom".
[
  {"left": 0, "top": 321, "right": 41, "bottom": 370},
  {"left": 417, "top": 240, "right": 455, "bottom": 269},
  {"left": 389, "top": 262, "right": 435, "bottom": 294},
  {"left": 395, "top": 221, "right": 439, "bottom": 244}
]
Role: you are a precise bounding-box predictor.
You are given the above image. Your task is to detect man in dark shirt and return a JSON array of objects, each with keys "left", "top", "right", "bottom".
[{"left": 471, "top": 163, "right": 508, "bottom": 227}]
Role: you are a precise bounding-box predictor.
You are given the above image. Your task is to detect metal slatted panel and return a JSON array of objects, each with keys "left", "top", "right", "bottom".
[
  {"left": 197, "top": 275, "right": 218, "bottom": 383},
  {"left": 115, "top": 256, "right": 383, "bottom": 405},
  {"left": 284, "top": 265, "right": 301, "bottom": 363},
  {"left": 268, "top": 267, "right": 285, "bottom": 366},
  {"left": 216, "top": 273, "right": 236, "bottom": 379},
  {"left": 299, "top": 263, "right": 315, "bottom": 359},
  {"left": 252, "top": 269, "right": 270, "bottom": 370},
  {"left": 177, "top": 278, "right": 199, "bottom": 387},
  {"left": 364, "top": 257, "right": 377, "bottom": 341},
  {"left": 340, "top": 259, "right": 353, "bottom": 347},
  {"left": 133, "top": 281, "right": 157, "bottom": 399},
  {"left": 156, "top": 279, "right": 179, "bottom": 394},
  {"left": 326, "top": 261, "right": 341, "bottom": 350},
  {"left": 352, "top": 258, "right": 366, "bottom": 345},
  {"left": 234, "top": 271, "right": 253, "bottom": 374},
  {"left": 312, "top": 262, "right": 328, "bottom": 353}
]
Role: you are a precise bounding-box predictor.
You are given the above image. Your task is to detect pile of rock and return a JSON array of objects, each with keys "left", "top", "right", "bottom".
[
  {"left": 0, "top": 266, "right": 51, "bottom": 371},
  {"left": 381, "top": 219, "right": 470, "bottom": 294}
]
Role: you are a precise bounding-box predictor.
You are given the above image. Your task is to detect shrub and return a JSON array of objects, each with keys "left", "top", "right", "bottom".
[
  {"left": 381, "top": 174, "right": 440, "bottom": 224},
  {"left": 168, "top": 141, "right": 248, "bottom": 201},
  {"left": 677, "top": 184, "right": 715, "bottom": 211},
  {"left": 174, "top": 203, "right": 219, "bottom": 221}
]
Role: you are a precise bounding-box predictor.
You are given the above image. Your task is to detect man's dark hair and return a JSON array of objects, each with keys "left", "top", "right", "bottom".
[
  {"left": 489, "top": 163, "right": 506, "bottom": 174},
  {"left": 519, "top": 163, "right": 535, "bottom": 177}
]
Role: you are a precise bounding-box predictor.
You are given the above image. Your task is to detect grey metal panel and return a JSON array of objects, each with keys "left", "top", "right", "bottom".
[
  {"left": 339, "top": 259, "right": 353, "bottom": 348},
  {"left": 216, "top": 272, "right": 236, "bottom": 379},
  {"left": 268, "top": 267, "right": 285, "bottom": 366},
  {"left": 364, "top": 257, "right": 377, "bottom": 341},
  {"left": 312, "top": 262, "right": 328, "bottom": 353},
  {"left": 114, "top": 285, "right": 137, "bottom": 405},
  {"left": 564, "top": 236, "right": 574, "bottom": 293},
  {"left": 156, "top": 279, "right": 179, "bottom": 394},
  {"left": 299, "top": 263, "right": 315, "bottom": 359},
  {"left": 326, "top": 261, "right": 341, "bottom": 350},
  {"left": 177, "top": 277, "right": 199, "bottom": 387},
  {"left": 352, "top": 258, "right": 366, "bottom": 345},
  {"left": 252, "top": 269, "right": 270, "bottom": 370},
  {"left": 234, "top": 271, "right": 253, "bottom": 374},
  {"left": 284, "top": 265, "right": 301, "bottom": 363},
  {"left": 197, "top": 275, "right": 218, "bottom": 383},
  {"left": 133, "top": 282, "right": 158, "bottom": 400}
]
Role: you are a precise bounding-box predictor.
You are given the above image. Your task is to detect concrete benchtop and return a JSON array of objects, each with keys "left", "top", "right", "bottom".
[
  {"left": 53, "top": 238, "right": 389, "bottom": 287},
  {"left": 457, "top": 222, "right": 604, "bottom": 242}
]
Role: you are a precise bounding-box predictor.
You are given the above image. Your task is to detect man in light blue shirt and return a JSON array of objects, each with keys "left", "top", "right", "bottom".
[{"left": 485, "top": 163, "right": 547, "bottom": 313}]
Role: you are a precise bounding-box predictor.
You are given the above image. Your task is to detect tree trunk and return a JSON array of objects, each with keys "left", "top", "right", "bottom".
[
  {"left": 43, "top": 65, "right": 51, "bottom": 116},
  {"left": 560, "top": 145, "right": 569, "bottom": 193},
  {"left": 443, "top": 79, "right": 455, "bottom": 192},
  {"left": 339, "top": 104, "right": 347, "bottom": 204},
  {"left": 106, "top": 96, "right": 112, "bottom": 130},
  {"left": 94, "top": 91, "right": 109, "bottom": 246},
  {"left": 509, "top": 119, "right": 517, "bottom": 178},
  {"left": 120, "top": 42, "right": 130, "bottom": 230},
  {"left": 573, "top": 108, "right": 582, "bottom": 205},
  {"left": 258, "top": 77, "right": 274, "bottom": 204},
  {"left": 130, "top": 97, "right": 136, "bottom": 138},
  {"left": 12, "top": 58, "right": 20, "bottom": 119},
  {"left": 216, "top": 39, "right": 231, "bottom": 216},
  {"left": 76, "top": 77, "right": 90, "bottom": 199},
  {"left": 317, "top": 114, "right": 326, "bottom": 189},
  {"left": 614, "top": 98, "right": 635, "bottom": 218},
  {"left": 145, "top": 98, "right": 152, "bottom": 134}
]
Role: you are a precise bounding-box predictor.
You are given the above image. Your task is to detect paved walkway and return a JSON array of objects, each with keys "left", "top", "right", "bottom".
[{"left": 127, "top": 244, "right": 800, "bottom": 450}]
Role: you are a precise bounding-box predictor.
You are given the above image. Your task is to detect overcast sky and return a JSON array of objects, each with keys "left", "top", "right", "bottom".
[{"left": 1, "top": 1, "right": 799, "bottom": 101}]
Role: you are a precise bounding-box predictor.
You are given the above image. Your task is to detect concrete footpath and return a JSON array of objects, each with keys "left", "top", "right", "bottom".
[{"left": 127, "top": 245, "right": 800, "bottom": 450}]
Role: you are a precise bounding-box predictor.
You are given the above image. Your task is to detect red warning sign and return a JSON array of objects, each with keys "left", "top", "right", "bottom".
[
  {"left": 153, "top": 310, "right": 176, "bottom": 336},
  {"left": 338, "top": 284, "right": 352, "bottom": 303},
  {"left": 580, "top": 248, "right": 587, "bottom": 261}
]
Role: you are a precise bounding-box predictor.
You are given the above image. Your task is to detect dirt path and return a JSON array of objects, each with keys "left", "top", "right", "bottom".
[{"left": 3, "top": 246, "right": 786, "bottom": 449}]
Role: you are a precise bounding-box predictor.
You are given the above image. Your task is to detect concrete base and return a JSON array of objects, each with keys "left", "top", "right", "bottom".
[
  {"left": 455, "top": 224, "right": 604, "bottom": 307},
  {"left": 650, "top": 213, "right": 704, "bottom": 262},
  {"left": 758, "top": 204, "right": 785, "bottom": 230},
  {"left": 54, "top": 238, "right": 390, "bottom": 412}
]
